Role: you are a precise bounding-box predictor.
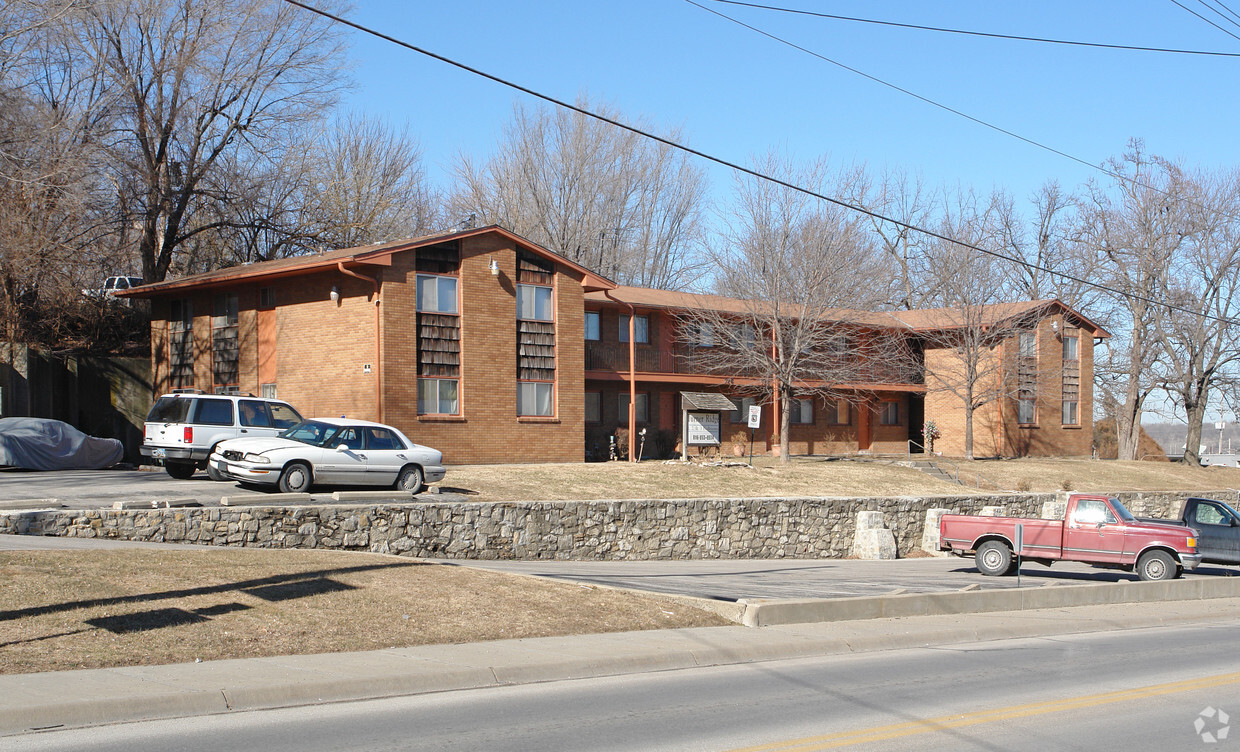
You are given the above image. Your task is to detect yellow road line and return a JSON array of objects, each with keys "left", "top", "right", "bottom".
[{"left": 727, "top": 670, "right": 1240, "bottom": 752}]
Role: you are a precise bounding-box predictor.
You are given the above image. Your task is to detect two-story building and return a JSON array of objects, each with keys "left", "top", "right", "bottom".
[{"left": 122, "top": 226, "right": 1108, "bottom": 464}]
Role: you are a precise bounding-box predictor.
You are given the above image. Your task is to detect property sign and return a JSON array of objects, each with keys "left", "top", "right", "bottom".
[
  {"left": 686, "top": 411, "right": 722, "bottom": 446},
  {"left": 747, "top": 405, "right": 761, "bottom": 429}
]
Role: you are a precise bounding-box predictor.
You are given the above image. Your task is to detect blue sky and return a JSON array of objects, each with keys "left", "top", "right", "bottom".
[{"left": 335, "top": 0, "right": 1240, "bottom": 213}]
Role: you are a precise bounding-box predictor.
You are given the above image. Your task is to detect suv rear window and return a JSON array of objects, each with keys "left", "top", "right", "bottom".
[
  {"left": 146, "top": 397, "right": 193, "bottom": 423},
  {"left": 193, "top": 398, "right": 234, "bottom": 426}
]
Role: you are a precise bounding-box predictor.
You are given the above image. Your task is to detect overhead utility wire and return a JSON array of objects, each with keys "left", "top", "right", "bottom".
[
  {"left": 277, "top": 0, "right": 1238, "bottom": 327},
  {"left": 1194, "top": 0, "right": 1240, "bottom": 31},
  {"left": 689, "top": 0, "right": 1240, "bottom": 245},
  {"left": 708, "top": 0, "right": 1240, "bottom": 57},
  {"left": 1208, "top": 0, "right": 1240, "bottom": 27},
  {"left": 1170, "top": 0, "right": 1240, "bottom": 42}
]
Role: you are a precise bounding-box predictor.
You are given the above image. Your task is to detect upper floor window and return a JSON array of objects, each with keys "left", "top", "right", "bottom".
[
  {"left": 585, "top": 311, "right": 600, "bottom": 341},
  {"left": 517, "top": 284, "right": 553, "bottom": 321},
  {"left": 417, "top": 274, "right": 458, "bottom": 314},
  {"left": 619, "top": 314, "right": 649, "bottom": 344},
  {"left": 739, "top": 323, "right": 756, "bottom": 348},
  {"left": 1019, "top": 331, "right": 1036, "bottom": 358},
  {"left": 690, "top": 321, "right": 715, "bottom": 348},
  {"left": 259, "top": 287, "right": 276, "bottom": 309},
  {"left": 1062, "top": 335, "right": 1079, "bottom": 361},
  {"left": 212, "top": 293, "right": 239, "bottom": 389}
]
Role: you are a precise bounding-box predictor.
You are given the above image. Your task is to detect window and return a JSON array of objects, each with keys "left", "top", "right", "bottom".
[
  {"left": 619, "top": 315, "right": 649, "bottom": 344},
  {"left": 692, "top": 321, "right": 715, "bottom": 347},
  {"left": 418, "top": 378, "right": 459, "bottom": 415},
  {"left": 517, "top": 284, "right": 553, "bottom": 321},
  {"left": 212, "top": 293, "right": 239, "bottom": 390},
  {"left": 1063, "top": 335, "right": 1079, "bottom": 360},
  {"left": 585, "top": 391, "right": 601, "bottom": 423},
  {"left": 518, "top": 381, "right": 554, "bottom": 416},
  {"left": 194, "top": 398, "right": 234, "bottom": 426},
  {"left": 739, "top": 323, "right": 755, "bottom": 348},
  {"left": 618, "top": 392, "right": 649, "bottom": 423},
  {"left": 416, "top": 274, "right": 458, "bottom": 314},
  {"left": 827, "top": 399, "right": 850, "bottom": 425},
  {"left": 259, "top": 287, "right": 276, "bottom": 309},
  {"left": 731, "top": 396, "right": 756, "bottom": 423},
  {"left": 1062, "top": 400, "right": 1078, "bottom": 426},
  {"left": 169, "top": 299, "right": 194, "bottom": 389},
  {"left": 1071, "top": 499, "right": 1116, "bottom": 526},
  {"left": 238, "top": 400, "right": 271, "bottom": 428},
  {"left": 365, "top": 426, "right": 405, "bottom": 451},
  {"left": 1019, "top": 331, "right": 1036, "bottom": 357},
  {"left": 790, "top": 398, "right": 814, "bottom": 425},
  {"left": 879, "top": 401, "right": 899, "bottom": 425},
  {"left": 1019, "top": 399, "right": 1036, "bottom": 424},
  {"left": 585, "top": 311, "right": 600, "bottom": 341},
  {"left": 260, "top": 383, "right": 277, "bottom": 400}
]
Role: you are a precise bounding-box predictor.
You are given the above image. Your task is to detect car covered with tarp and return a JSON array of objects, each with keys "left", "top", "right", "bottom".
[{"left": 0, "top": 418, "right": 123, "bottom": 470}]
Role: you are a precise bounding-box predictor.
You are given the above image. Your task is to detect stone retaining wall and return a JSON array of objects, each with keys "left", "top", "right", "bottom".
[{"left": 1, "top": 490, "right": 1232, "bottom": 560}]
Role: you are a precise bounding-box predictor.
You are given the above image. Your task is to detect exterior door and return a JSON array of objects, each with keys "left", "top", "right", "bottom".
[{"left": 1062, "top": 498, "right": 1127, "bottom": 564}]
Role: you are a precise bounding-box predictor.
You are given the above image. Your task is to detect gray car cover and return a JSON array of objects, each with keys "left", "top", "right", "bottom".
[{"left": 0, "top": 417, "right": 123, "bottom": 470}]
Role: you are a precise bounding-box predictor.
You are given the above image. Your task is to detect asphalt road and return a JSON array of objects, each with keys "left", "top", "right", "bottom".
[{"left": 7, "top": 619, "right": 1236, "bottom": 752}]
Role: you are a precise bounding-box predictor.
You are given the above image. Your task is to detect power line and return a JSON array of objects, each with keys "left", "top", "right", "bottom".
[
  {"left": 1170, "top": 0, "right": 1240, "bottom": 42},
  {"left": 277, "top": 0, "right": 1240, "bottom": 327},
  {"left": 1195, "top": 0, "right": 1240, "bottom": 31},
  {"left": 688, "top": 0, "right": 1240, "bottom": 248},
  {"left": 707, "top": 0, "right": 1240, "bottom": 57}
]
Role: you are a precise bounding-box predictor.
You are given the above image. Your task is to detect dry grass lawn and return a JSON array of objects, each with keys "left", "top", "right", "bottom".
[
  {"left": 439, "top": 456, "right": 1240, "bottom": 500},
  {"left": 0, "top": 548, "right": 727, "bottom": 675}
]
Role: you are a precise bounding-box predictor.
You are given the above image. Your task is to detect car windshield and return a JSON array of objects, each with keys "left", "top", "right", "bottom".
[
  {"left": 279, "top": 420, "right": 348, "bottom": 447},
  {"left": 1108, "top": 497, "right": 1137, "bottom": 522}
]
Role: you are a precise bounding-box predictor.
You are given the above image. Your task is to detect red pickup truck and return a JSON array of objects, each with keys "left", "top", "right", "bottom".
[{"left": 939, "top": 493, "right": 1202, "bottom": 581}]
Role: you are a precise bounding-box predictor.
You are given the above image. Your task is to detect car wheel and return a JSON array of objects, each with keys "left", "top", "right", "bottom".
[
  {"left": 165, "top": 461, "right": 196, "bottom": 480},
  {"left": 1137, "top": 550, "right": 1177, "bottom": 581},
  {"left": 975, "top": 540, "right": 1013, "bottom": 577},
  {"left": 395, "top": 465, "right": 424, "bottom": 494},
  {"left": 278, "top": 462, "right": 312, "bottom": 494}
]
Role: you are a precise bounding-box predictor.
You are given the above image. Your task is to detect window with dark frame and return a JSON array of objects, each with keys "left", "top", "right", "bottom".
[
  {"left": 417, "top": 243, "right": 461, "bottom": 415},
  {"left": 212, "top": 293, "right": 239, "bottom": 391},
  {"left": 1062, "top": 328, "right": 1080, "bottom": 426},
  {"left": 880, "top": 401, "right": 899, "bottom": 425},
  {"left": 1017, "top": 329, "right": 1038, "bottom": 425},
  {"left": 517, "top": 250, "right": 556, "bottom": 417},
  {"left": 618, "top": 392, "right": 649, "bottom": 423},
  {"left": 585, "top": 311, "right": 600, "bottom": 341},
  {"left": 790, "top": 398, "right": 814, "bottom": 425},
  {"left": 619, "top": 314, "right": 649, "bottom": 344},
  {"left": 169, "top": 299, "right": 194, "bottom": 389},
  {"left": 585, "top": 391, "right": 601, "bottom": 423}
]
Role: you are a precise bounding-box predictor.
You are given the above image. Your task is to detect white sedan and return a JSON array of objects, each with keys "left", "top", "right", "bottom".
[{"left": 208, "top": 417, "right": 446, "bottom": 494}]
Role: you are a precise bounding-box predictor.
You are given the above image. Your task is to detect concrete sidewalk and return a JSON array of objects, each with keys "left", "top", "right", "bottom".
[{"left": 5, "top": 597, "right": 1240, "bottom": 737}]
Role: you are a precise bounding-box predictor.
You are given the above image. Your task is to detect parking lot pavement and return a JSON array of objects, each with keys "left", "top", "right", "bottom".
[
  {"left": 0, "top": 467, "right": 467, "bottom": 508},
  {"left": 450, "top": 557, "right": 1240, "bottom": 601}
]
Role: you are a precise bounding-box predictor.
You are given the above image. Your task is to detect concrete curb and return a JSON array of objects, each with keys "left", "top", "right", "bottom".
[
  {"left": 4, "top": 596, "right": 1240, "bottom": 737},
  {"left": 738, "top": 571, "right": 1240, "bottom": 626}
]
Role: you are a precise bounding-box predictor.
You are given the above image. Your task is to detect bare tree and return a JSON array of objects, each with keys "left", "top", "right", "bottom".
[
  {"left": 72, "top": 0, "right": 349, "bottom": 283},
  {"left": 679, "top": 154, "right": 914, "bottom": 463},
  {"left": 845, "top": 165, "right": 938, "bottom": 310},
  {"left": 1077, "top": 140, "right": 1192, "bottom": 460},
  {"left": 1156, "top": 167, "right": 1240, "bottom": 464},
  {"left": 450, "top": 97, "right": 708, "bottom": 289},
  {"left": 915, "top": 187, "right": 1033, "bottom": 459}
]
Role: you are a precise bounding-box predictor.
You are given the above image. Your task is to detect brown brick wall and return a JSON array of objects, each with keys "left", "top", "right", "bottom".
[{"left": 382, "top": 235, "right": 586, "bottom": 464}]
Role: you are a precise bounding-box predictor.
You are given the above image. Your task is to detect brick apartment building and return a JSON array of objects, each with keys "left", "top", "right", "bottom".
[{"left": 122, "top": 226, "right": 1108, "bottom": 464}]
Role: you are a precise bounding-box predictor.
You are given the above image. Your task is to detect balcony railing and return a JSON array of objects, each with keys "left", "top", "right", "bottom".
[{"left": 584, "top": 341, "right": 924, "bottom": 385}]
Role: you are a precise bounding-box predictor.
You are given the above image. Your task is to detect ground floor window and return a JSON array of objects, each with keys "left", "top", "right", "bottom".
[
  {"left": 790, "top": 398, "right": 814, "bottom": 424},
  {"left": 419, "top": 378, "right": 459, "bottom": 415},
  {"left": 880, "top": 401, "right": 900, "bottom": 425},
  {"left": 827, "top": 399, "right": 849, "bottom": 425},
  {"left": 585, "top": 391, "right": 601, "bottom": 422},
  {"left": 730, "top": 396, "right": 755, "bottom": 423},
  {"left": 1018, "top": 398, "right": 1036, "bottom": 425},
  {"left": 518, "top": 381, "right": 554, "bottom": 416},
  {"left": 618, "top": 392, "right": 649, "bottom": 423}
]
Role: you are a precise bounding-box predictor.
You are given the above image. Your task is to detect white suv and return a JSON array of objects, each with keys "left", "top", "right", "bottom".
[{"left": 141, "top": 392, "right": 304, "bottom": 479}]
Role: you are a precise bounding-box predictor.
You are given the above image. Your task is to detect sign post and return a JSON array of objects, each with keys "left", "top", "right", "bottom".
[
  {"left": 1014, "top": 523, "right": 1024, "bottom": 588},
  {"left": 746, "top": 405, "right": 761, "bottom": 466}
]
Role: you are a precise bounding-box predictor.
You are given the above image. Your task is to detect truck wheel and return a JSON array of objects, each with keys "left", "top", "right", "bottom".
[
  {"left": 975, "top": 540, "right": 1013, "bottom": 577},
  {"left": 165, "top": 461, "right": 196, "bottom": 480},
  {"left": 1137, "top": 550, "right": 1177, "bottom": 581}
]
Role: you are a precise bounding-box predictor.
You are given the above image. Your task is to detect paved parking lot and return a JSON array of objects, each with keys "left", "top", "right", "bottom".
[{"left": 0, "top": 467, "right": 465, "bottom": 508}]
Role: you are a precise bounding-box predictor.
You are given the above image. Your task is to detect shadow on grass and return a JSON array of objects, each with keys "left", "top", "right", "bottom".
[{"left": 0, "top": 562, "right": 421, "bottom": 622}]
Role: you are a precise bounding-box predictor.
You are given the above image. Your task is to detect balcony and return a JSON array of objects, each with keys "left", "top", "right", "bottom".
[{"left": 584, "top": 341, "right": 924, "bottom": 385}]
